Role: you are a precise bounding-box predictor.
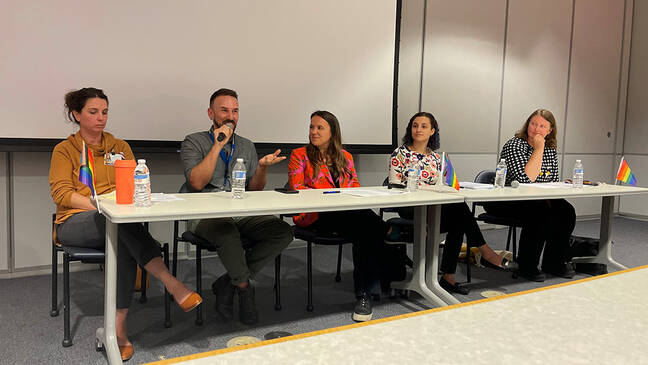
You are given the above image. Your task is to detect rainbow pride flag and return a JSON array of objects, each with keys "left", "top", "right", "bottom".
[
  {"left": 616, "top": 157, "right": 637, "bottom": 186},
  {"left": 79, "top": 141, "right": 97, "bottom": 196},
  {"left": 442, "top": 152, "right": 460, "bottom": 191}
]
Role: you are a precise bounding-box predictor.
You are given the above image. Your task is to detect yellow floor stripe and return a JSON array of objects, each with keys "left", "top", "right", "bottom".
[{"left": 144, "top": 264, "right": 648, "bottom": 365}]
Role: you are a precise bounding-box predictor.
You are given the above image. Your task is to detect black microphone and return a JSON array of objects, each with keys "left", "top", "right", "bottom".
[{"left": 216, "top": 121, "right": 234, "bottom": 142}]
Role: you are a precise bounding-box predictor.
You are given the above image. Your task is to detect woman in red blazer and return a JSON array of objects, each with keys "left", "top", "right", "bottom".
[{"left": 288, "top": 111, "right": 389, "bottom": 323}]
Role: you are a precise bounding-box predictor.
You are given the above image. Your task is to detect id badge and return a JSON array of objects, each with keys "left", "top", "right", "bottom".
[{"left": 104, "top": 152, "right": 125, "bottom": 166}]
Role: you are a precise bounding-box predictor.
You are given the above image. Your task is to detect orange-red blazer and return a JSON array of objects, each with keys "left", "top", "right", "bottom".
[{"left": 288, "top": 146, "right": 360, "bottom": 227}]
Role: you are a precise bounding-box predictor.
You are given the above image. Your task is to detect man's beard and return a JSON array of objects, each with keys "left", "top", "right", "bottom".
[{"left": 214, "top": 118, "right": 236, "bottom": 130}]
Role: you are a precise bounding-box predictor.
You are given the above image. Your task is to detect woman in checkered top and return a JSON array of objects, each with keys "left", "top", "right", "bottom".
[{"left": 485, "top": 109, "right": 576, "bottom": 282}]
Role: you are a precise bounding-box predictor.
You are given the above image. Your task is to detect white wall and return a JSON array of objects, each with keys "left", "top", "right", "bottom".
[
  {"left": 562, "top": 0, "right": 629, "bottom": 215},
  {"left": 420, "top": 0, "right": 632, "bottom": 216},
  {"left": 422, "top": 0, "right": 506, "bottom": 154},
  {"left": 11, "top": 153, "right": 56, "bottom": 270},
  {"left": 622, "top": 0, "right": 648, "bottom": 215},
  {"left": 500, "top": 0, "right": 572, "bottom": 153}
]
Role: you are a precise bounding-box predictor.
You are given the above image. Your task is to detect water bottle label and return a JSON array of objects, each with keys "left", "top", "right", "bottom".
[
  {"left": 234, "top": 171, "right": 246, "bottom": 179},
  {"left": 134, "top": 174, "right": 148, "bottom": 180},
  {"left": 575, "top": 169, "right": 583, "bottom": 174}
]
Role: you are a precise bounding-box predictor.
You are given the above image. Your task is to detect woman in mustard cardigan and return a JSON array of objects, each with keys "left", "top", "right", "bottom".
[{"left": 49, "top": 87, "right": 201, "bottom": 362}]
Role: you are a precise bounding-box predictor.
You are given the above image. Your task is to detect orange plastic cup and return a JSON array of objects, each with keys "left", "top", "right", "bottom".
[{"left": 115, "top": 159, "right": 136, "bottom": 204}]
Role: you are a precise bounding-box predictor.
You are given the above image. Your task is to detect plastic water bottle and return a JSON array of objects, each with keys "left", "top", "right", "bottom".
[
  {"left": 406, "top": 157, "right": 419, "bottom": 192},
  {"left": 231, "top": 158, "right": 246, "bottom": 199},
  {"left": 133, "top": 159, "right": 151, "bottom": 207},
  {"left": 494, "top": 158, "right": 507, "bottom": 188},
  {"left": 573, "top": 159, "right": 584, "bottom": 188}
]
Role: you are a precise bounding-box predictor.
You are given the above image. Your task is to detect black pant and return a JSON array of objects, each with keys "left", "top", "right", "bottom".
[
  {"left": 56, "top": 210, "right": 162, "bottom": 309},
  {"left": 484, "top": 199, "right": 575, "bottom": 271},
  {"left": 309, "top": 209, "right": 388, "bottom": 298},
  {"left": 398, "top": 202, "right": 487, "bottom": 274}
]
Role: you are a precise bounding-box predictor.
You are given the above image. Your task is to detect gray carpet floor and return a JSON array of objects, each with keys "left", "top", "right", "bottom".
[{"left": 1, "top": 217, "right": 646, "bottom": 364}]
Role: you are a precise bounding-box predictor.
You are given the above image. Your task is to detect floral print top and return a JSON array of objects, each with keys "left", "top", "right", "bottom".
[
  {"left": 389, "top": 145, "right": 441, "bottom": 187},
  {"left": 288, "top": 146, "right": 360, "bottom": 227}
]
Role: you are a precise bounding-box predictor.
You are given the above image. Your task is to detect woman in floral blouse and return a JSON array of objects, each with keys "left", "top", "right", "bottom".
[
  {"left": 289, "top": 110, "right": 391, "bottom": 322},
  {"left": 389, "top": 112, "right": 516, "bottom": 295}
]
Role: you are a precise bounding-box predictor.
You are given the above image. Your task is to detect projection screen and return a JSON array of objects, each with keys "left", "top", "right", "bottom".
[{"left": 0, "top": 0, "right": 400, "bottom": 151}]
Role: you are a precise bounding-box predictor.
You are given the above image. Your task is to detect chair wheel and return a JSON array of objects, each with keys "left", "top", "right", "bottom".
[
  {"left": 50, "top": 309, "right": 59, "bottom": 317},
  {"left": 62, "top": 339, "right": 73, "bottom": 347},
  {"left": 164, "top": 320, "right": 172, "bottom": 328},
  {"left": 195, "top": 319, "right": 203, "bottom": 326},
  {"left": 139, "top": 296, "right": 147, "bottom": 304},
  {"left": 275, "top": 304, "right": 282, "bottom": 311},
  {"left": 306, "top": 305, "right": 314, "bottom": 312},
  {"left": 335, "top": 275, "right": 341, "bottom": 283},
  {"left": 95, "top": 338, "right": 103, "bottom": 352}
]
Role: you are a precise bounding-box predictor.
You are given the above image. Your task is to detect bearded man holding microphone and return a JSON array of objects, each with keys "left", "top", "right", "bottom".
[{"left": 180, "top": 88, "right": 293, "bottom": 325}]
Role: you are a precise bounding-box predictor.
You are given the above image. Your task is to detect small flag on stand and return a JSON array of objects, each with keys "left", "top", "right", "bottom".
[
  {"left": 441, "top": 152, "right": 460, "bottom": 191},
  {"left": 616, "top": 156, "right": 637, "bottom": 186},
  {"left": 79, "top": 141, "right": 101, "bottom": 212}
]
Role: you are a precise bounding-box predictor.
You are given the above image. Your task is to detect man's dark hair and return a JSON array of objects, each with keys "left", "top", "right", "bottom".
[{"left": 209, "top": 88, "right": 238, "bottom": 106}]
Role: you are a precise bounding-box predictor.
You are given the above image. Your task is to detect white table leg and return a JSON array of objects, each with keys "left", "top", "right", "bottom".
[
  {"left": 96, "top": 220, "right": 122, "bottom": 365},
  {"left": 391, "top": 205, "right": 455, "bottom": 307},
  {"left": 425, "top": 204, "right": 460, "bottom": 305},
  {"left": 572, "top": 195, "right": 627, "bottom": 271}
]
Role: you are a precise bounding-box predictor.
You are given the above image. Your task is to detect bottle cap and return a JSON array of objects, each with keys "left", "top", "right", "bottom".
[
  {"left": 237, "top": 158, "right": 244, "bottom": 162},
  {"left": 576, "top": 159, "right": 581, "bottom": 163},
  {"left": 138, "top": 159, "right": 146, "bottom": 164}
]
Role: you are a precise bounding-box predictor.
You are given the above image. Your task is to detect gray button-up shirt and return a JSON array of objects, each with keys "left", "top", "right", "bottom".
[{"left": 181, "top": 126, "right": 259, "bottom": 192}]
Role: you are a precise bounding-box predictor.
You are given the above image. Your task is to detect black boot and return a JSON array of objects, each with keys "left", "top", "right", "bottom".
[
  {"left": 211, "top": 274, "right": 235, "bottom": 320},
  {"left": 237, "top": 284, "right": 259, "bottom": 325}
]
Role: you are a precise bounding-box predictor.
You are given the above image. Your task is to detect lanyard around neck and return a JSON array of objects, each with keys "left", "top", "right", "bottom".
[{"left": 209, "top": 130, "right": 236, "bottom": 186}]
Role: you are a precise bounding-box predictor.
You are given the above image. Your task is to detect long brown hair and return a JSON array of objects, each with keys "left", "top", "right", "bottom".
[
  {"left": 306, "top": 110, "right": 350, "bottom": 180},
  {"left": 515, "top": 109, "right": 558, "bottom": 149}
]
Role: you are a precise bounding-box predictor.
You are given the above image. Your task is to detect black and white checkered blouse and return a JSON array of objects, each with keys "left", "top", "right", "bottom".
[{"left": 500, "top": 137, "right": 559, "bottom": 184}]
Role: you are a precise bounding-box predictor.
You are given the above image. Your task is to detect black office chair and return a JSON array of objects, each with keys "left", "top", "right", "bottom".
[
  {"left": 281, "top": 183, "right": 352, "bottom": 312},
  {"left": 472, "top": 170, "right": 521, "bottom": 261},
  {"left": 379, "top": 177, "right": 403, "bottom": 218},
  {"left": 379, "top": 177, "right": 414, "bottom": 269},
  {"left": 171, "top": 183, "right": 282, "bottom": 325},
  {"left": 50, "top": 215, "right": 170, "bottom": 348}
]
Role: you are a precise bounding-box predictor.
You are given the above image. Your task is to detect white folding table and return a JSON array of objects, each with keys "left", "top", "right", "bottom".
[
  {"left": 458, "top": 184, "right": 648, "bottom": 270},
  {"left": 96, "top": 187, "right": 464, "bottom": 364}
]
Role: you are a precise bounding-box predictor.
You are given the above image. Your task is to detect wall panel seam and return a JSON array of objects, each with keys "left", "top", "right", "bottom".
[
  {"left": 613, "top": 0, "right": 630, "bottom": 181},
  {"left": 495, "top": 0, "right": 510, "bottom": 165},
  {"left": 417, "top": 0, "right": 427, "bottom": 113},
  {"left": 561, "top": 0, "right": 576, "bottom": 180},
  {"left": 622, "top": 0, "right": 635, "bottom": 156}
]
